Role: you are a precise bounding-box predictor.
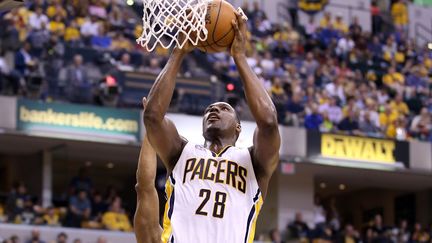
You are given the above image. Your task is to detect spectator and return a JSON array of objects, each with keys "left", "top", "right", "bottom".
[
  {"left": 50, "top": 233, "right": 67, "bottom": 243},
  {"left": 338, "top": 110, "right": 360, "bottom": 134},
  {"left": 73, "top": 239, "right": 82, "bottom": 243},
  {"left": 28, "top": 7, "right": 49, "bottom": 31},
  {"left": 320, "top": 111, "right": 335, "bottom": 132},
  {"left": 91, "top": 191, "right": 107, "bottom": 221},
  {"left": 398, "top": 219, "right": 410, "bottom": 242},
  {"left": 383, "top": 66, "right": 405, "bottom": 91},
  {"left": 269, "top": 228, "right": 285, "bottom": 243},
  {"left": 96, "top": 237, "right": 107, "bottom": 243},
  {"left": 111, "top": 33, "right": 132, "bottom": 51},
  {"left": 66, "top": 55, "right": 92, "bottom": 103},
  {"left": 285, "top": 92, "right": 305, "bottom": 126},
  {"left": 390, "top": 94, "right": 409, "bottom": 116},
  {"left": 336, "top": 34, "right": 355, "bottom": 60},
  {"left": 91, "top": 25, "right": 112, "bottom": 49},
  {"left": 336, "top": 224, "right": 360, "bottom": 243},
  {"left": 319, "top": 12, "right": 332, "bottom": 28},
  {"left": 333, "top": 13, "right": 348, "bottom": 34},
  {"left": 319, "top": 96, "right": 343, "bottom": 124},
  {"left": 64, "top": 20, "right": 81, "bottom": 45},
  {"left": 15, "top": 42, "right": 36, "bottom": 77},
  {"left": 48, "top": 15, "right": 66, "bottom": 36},
  {"left": 116, "top": 53, "right": 134, "bottom": 72},
  {"left": 288, "top": 212, "right": 309, "bottom": 239},
  {"left": 6, "top": 182, "right": 31, "bottom": 222},
  {"left": 260, "top": 51, "right": 276, "bottom": 75},
  {"left": 89, "top": 0, "right": 108, "bottom": 19},
  {"left": 411, "top": 223, "right": 430, "bottom": 242},
  {"left": 301, "top": 52, "right": 319, "bottom": 77},
  {"left": 46, "top": 0, "right": 67, "bottom": 19},
  {"left": 305, "top": 104, "right": 323, "bottom": 130},
  {"left": 359, "top": 111, "right": 381, "bottom": 136},
  {"left": 80, "top": 16, "right": 100, "bottom": 44},
  {"left": 391, "top": 0, "right": 409, "bottom": 32},
  {"left": 101, "top": 197, "right": 132, "bottom": 232},
  {"left": 66, "top": 190, "right": 91, "bottom": 228},
  {"left": 26, "top": 229, "right": 45, "bottom": 243},
  {"left": 304, "top": 16, "right": 317, "bottom": 37},
  {"left": 410, "top": 107, "right": 431, "bottom": 140},
  {"left": 270, "top": 77, "right": 288, "bottom": 123},
  {"left": 43, "top": 207, "right": 60, "bottom": 226}
]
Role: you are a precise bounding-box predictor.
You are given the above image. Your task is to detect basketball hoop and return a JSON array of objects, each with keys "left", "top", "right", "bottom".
[{"left": 137, "top": 0, "right": 211, "bottom": 52}]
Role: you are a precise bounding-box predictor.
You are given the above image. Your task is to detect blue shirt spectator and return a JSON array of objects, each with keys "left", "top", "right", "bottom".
[{"left": 305, "top": 107, "right": 323, "bottom": 130}]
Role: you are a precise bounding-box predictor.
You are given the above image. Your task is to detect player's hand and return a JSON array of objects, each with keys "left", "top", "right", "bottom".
[{"left": 230, "top": 11, "right": 248, "bottom": 58}]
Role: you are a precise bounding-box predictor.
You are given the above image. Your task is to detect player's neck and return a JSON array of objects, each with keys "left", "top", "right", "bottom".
[{"left": 204, "top": 137, "right": 236, "bottom": 154}]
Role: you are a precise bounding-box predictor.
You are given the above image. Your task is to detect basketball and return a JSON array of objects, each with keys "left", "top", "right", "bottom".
[{"left": 196, "top": 0, "right": 237, "bottom": 53}]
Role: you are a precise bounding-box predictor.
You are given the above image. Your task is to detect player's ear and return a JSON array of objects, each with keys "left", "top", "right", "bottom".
[{"left": 236, "top": 123, "right": 241, "bottom": 134}]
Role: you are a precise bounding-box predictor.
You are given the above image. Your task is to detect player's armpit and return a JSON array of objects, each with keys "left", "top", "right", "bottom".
[{"left": 144, "top": 117, "right": 187, "bottom": 173}]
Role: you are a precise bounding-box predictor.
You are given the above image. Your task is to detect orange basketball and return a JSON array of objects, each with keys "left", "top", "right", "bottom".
[{"left": 196, "top": 0, "right": 237, "bottom": 53}]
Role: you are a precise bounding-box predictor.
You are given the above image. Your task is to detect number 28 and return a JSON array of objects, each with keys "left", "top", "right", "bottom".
[{"left": 195, "top": 189, "right": 227, "bottom": 218}]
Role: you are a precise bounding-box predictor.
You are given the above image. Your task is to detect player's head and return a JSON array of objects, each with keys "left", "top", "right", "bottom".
[{"left": 202, "top": 102, "right": 241, "bottom": 142}]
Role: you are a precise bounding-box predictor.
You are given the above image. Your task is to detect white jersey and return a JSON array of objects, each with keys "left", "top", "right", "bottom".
[{"left": 161, "top": 142, "right": 263, "bottom": 243}]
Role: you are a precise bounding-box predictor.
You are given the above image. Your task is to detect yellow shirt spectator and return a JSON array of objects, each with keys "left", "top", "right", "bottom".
[
  {"left": 389, "top": 100, "right": 409, "bottom": 115},
  {"left": 64, "top": 26, "right": 80, "bottom": 42},
  {"left": 46, "top": 5, "right": 67, "bottom": 19},
  {"left": 102, "top": 211, "right": 132, "bottom": 232},
  {"left": 333, "top": 19, "right": 348, "bottom": 33},
  {"left": 391, "top": 1, "right": 408, "bottom": 26},
  {"left": 49, "top": 20, "right": 65, "bottom": 35},
  {"left": 379, "top": 110, "right": 398, "bottom": 127},
  {"left": 383, "top": 71, "right": 405, "bottom": 86},
  {"left": 320, "top": 16, "right": 331, "bottom": 28}
]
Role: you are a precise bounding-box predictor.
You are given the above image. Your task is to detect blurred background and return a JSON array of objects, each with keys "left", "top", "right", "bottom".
[{"left": 0, "top": 0, "right": 432, "bottom": 242}]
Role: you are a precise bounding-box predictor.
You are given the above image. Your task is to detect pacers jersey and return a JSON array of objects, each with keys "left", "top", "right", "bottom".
[{"left": 161, "top": 142, "right": 263, "bottom": 243}]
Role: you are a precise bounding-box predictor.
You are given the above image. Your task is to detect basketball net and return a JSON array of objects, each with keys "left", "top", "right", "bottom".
[{"left": 137, "top": 0, "right": 211, "bottom": 52}]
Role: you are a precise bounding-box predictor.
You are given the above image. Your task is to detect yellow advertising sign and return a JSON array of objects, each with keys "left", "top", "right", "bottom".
[{"left": 321, "top": 134, "right": 396, "bottom": 164}]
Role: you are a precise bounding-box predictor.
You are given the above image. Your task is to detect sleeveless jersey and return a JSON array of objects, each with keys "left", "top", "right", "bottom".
[{"left": 161, "top": 142, "right": 263, "bottom": 243}]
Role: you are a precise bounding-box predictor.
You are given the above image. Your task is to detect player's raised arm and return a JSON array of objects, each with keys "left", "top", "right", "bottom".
[
  {"left": 231, "top": 12, "right": 280, "bottom": 199},
  {"left": 135, "top": 98, "right": 162, "bottom": 243},
  {"left": 143, "top": 46, "right": 191, "bottom": 172}
]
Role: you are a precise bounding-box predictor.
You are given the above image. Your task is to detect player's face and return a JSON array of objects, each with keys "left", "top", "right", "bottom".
[{"left": 202, "top": 102, "right": 239, "bottom": 139}]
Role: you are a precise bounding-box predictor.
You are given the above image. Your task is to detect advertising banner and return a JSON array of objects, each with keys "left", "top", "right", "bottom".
[
  {"left": 16, "top": 99, "right": 141, "bottom": 142},
  {"left": 307, "top": 131, "right": 410, "bottom": 168}
]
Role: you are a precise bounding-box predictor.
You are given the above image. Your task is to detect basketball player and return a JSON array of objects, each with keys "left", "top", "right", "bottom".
[
  {"left": 134, "top": 99, "right": 162, "bottom": 243},
  {"left": 143, "top": 11, "right": 280, "bottom": 243}
]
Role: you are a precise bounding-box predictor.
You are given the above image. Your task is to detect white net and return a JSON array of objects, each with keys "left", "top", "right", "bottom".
[{"left": 137, "top": 0, "right": 211, "bottom": 52}]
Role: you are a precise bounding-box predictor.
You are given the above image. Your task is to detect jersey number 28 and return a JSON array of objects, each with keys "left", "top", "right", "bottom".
[{"left": 195, "top": 189, "right": 227, "bottom": 218}]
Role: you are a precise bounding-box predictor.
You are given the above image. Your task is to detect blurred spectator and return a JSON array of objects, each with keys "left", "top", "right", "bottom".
[
  {"left": 116, "top": 53, "right": 134, "bottom": 72},
  {"left": 410, "top": 107, "right": 431, "bottom": 140},
  {"left": 411, "top": 222, "right": 430, "bottom": 242},
  {"left": 80, "top": 16, "right": 100, "bottom": 44},
  {"left": 91, "top": 191, "right": 107, "bottom": 221},
  {"left": 6, "top": 182, "right": 31, "bottom": 222},
  {"left": 66, "top": 190, "right": 91, "bottom": 228},
  {"left": 73, "top": 239, "right": 82, "bottom": 243},
  {"left": 270, "top": 77, "right": 288, "bottom": 123},
  {"left": 89, "top": 0, "right": 107, "bottom": 19},
  {"left": 390, "top": 94, "right": 409, "bottom": 116},
  {"left": 359, "top": 111, "right": 381, "bottom": 136},
  {"left": 269, "top": 228, "right": 285, "bottom": 243},
  {"left": 398, "top": 219, "right": 410, "bottom": 242},
  {"left": 96, "top": 236, "right": 107, "bottom": 243},
  {"left": 288, "top": 212, "right": 309, "bottom": 239},
  {"left": 48, "top": 15, "right": 66, "bottom": 36},
  {"left": 391, "top": 0, "right": 409, "bottom": 32},
  {"left": 43, "top": 207, "right": 60, "bottom": 226},
  {"left": 50, "top": 232, "right": 67, "bottom": 243},
  {"left": 336, "top": 224, "right": 360, "bottom": 243},
  {"left": 304, "top": 104, "right": 323, "bottom": 130},
  {"left": 338, "top": 110, "right": 360, "bottom": 135},
  {"left": 26, "top": 229, "right": 45, "bottom": 243},
  {"left": 66, "top": 55, "right": 92, "bottom": 103},
  {"left": 101, "top": 197, "right": 132, "bottom": 232},
  {"left": 46, "top": 0, "right": 67, "bottom": 19},
  {"left": 28, "top": 7, "right": 49, "bottom": 31},
  {"left": 320, "top": 12, "right": 332, "bottom": 28},
  {"left": 91, "top": 25, "right": 112, "bottom": 49},
  {"left": 139, "top": 57, "right": 162, "bottom": 75},
  {"left": 285, "top": 92, "right": 305, "bottom": 126},
  {"left": 319, "top": 96, "right": 343, "bottom": 124},
  {"left": 64, "top": 20, "right": 81, "bottom": 45},
  {"left": 111, "top": 33, "right": 132, "bottom": 51},
  {"left": 15, "top": 42, "right": 36, "bottom": 77},
  {"left": 333, "top": 13, "right": 348, "bottom": 34}
]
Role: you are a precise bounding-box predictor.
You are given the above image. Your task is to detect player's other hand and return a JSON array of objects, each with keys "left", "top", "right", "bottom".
[{"left": 230, "top": 11, "right": 247, "bottom": 58}]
